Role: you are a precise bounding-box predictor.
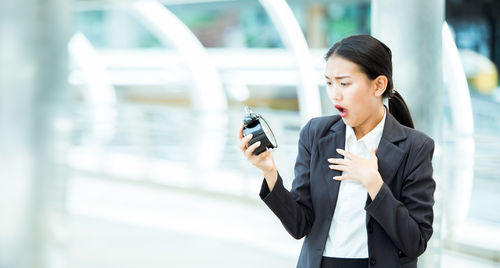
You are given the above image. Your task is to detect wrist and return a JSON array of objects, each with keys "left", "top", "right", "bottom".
[
  {"left": 364, "top": 170, "right": 383, "bottom": 200},
  {"left": 262, "top": 168, "right": 278, "bottom": 192},
  {"left": 362, "top": 169, "right": 380, "bottom": 185},
  {"left": 262, "top": 167, "right": 277, "bottom": 177}
]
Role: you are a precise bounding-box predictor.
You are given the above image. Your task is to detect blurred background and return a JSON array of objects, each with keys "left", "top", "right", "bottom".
[{"left": 0, "top": 0, "right": 499, "bottom": 267}]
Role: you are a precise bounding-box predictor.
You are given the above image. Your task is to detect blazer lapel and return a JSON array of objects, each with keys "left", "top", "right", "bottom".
[
  {"left": 318, "top": 120, "right": 346, "bottom": 215},
  {"left": 366, "top": 111, "right": 407, "bottom": 223},
  {"left": 376, "top": 112, "right": 407, "bottom": 185}
]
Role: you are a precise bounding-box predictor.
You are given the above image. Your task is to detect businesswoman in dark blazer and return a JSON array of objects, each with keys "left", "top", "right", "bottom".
[{"left": 238, "top": 35, "right": 435, "bottom": 268}]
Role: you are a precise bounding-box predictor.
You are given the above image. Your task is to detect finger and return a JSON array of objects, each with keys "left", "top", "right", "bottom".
[
  {"left": 239, "top": 134, "right": 253, "bottom": 151},
  {"left": 336, "top": 148, "right": 357, "bottom": 160},
  {"left": 245, "top": 140, "right": 261, "bottom": 157},
  {"left": 333, "top": 175, "right": 346, "bottom": 181},
  {"left": 327, "top": 158, "right": 348, "bottom": 165},
  {"left": 238, "top": 123, "right": 245, "bottom": 140},
  {"left": 329, "top": 164, "right": 347, "bottom": 172},
  {"left": 257, "top": 148, "right": 273, "bottom": 160},
  {"left": 239, "top": 134, "right": 251, "bottom": 151}
]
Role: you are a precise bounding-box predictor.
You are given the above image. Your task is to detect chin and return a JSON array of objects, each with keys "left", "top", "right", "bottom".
[
  {"left": 341, "top": 117, "right": 360, "bottom": 128},
  {"left": 341, "top": 117, "right": 353, "bottom": 127}
]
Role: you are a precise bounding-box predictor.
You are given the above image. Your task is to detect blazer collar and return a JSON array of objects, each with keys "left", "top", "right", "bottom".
[
  {"left": 381, "top": 109, "right": 407, "bottom": 143},
  {"left": 317, "top": 118, "right": 345, "bottom": 215},
  {"left": 376, "top": 110, "right": 407, "bottom": 185},
  {"left": 325, "top": 106, "right": 407, "bottom": 143}
]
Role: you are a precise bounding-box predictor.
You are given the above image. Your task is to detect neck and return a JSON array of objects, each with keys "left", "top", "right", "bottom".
[{"left": 353, "top": 106, "right": 385, "bottom": 140}]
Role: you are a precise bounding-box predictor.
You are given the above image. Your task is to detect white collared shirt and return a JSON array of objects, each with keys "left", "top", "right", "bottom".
[{"left": 323, "top": 109, "right": 386, "bottom": 258}]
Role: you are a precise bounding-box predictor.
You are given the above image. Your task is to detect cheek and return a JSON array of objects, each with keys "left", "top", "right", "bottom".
[
  {"left": 326, "top": 86, "right": 335, "bottom": 100},
  {"left": 349, "top": 84, "right": 371, "bottom": 103},
  {"left": 345, "top": 86, "right": 371, "bottom": 116},
  {"left": 343, "top": 86, "right": 361, "bottom": 104}
]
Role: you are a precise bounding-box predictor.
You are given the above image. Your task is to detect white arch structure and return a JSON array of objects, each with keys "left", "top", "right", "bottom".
[
  {"left": 259, "top": 0, "right": 322, "bottom": 121},
  {"left": 132, "top": 0, "right": 322, "bottom": 120},
  {"left": 72, "top": 0, "right": 322, "bottom": 120},
  {"left": 70, "top": 0, "right": 325, "bottom": 170},
  {"left": 68, "top": 32, "right": 117, "bottom": 107},
  {"left": 130, "top": 1, "right": 231, "bottom": 171},
  {"left": 132, "top": 0, "right": 227, "bottom": 112},
  {"left": 68, "top": 32, "right": 117, "bottom": 141}
]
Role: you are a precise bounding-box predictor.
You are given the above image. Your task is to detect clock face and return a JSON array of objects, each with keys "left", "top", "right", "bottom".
[{"left": 260, "top": 117, "right": 277, "bottom": 148}]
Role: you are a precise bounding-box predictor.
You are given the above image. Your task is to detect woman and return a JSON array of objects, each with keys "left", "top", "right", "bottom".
[{"left": 238, "top": 35, "right": 435, "bottom": 268}]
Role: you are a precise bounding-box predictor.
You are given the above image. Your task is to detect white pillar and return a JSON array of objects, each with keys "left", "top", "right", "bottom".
[
  {"left": 371, "top": 0, "right": 444, "bottom": 137},
  {"left": 0, "top": 0, "right": 70, "bottom": 267},
  {"left": 371, "top": 0, "right": 445, "bottom": 267}
]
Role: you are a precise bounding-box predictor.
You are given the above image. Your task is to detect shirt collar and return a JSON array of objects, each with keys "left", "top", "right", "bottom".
[{"left": 345, "top": 108, "right": 386, "bottom": 146}]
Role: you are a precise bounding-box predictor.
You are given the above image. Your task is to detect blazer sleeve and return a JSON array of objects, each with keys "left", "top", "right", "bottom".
[
  {"left": 365, "top": 138, "right": 436, "bottom": 258},
  {"left": 259, "top": 119, "right": 314, "bottom": 239}
]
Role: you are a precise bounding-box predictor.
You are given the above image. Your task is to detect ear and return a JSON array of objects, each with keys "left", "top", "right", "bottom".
[{"left": 373, "top": 75, "right": 388, "bottom": 97}]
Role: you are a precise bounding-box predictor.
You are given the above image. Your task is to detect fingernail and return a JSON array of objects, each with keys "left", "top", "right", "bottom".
[{"left": 336, "top": 148, "right": 341, "bottom": 153}]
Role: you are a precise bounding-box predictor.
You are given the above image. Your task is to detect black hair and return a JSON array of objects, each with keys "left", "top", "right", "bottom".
[{"left": 324, "top": 34, "right": 414, "bottom": 129}]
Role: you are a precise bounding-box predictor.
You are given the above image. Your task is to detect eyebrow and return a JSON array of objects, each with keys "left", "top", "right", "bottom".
[{"left": 324, "top": 74, "right": 350, "bottom": 80}]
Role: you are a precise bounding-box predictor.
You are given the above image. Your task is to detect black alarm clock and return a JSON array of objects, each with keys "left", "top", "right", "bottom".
[{"left": 242, "top": 106, "right": 278, "bottom": 155}]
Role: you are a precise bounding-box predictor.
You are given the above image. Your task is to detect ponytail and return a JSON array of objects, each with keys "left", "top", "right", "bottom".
[{"left": 388, "top": 90, "right": 414, "bottom": 129}]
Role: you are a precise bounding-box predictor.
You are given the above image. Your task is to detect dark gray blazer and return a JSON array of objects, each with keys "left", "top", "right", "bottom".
[{"left": 259, "top": 112, "right": 435, "bottom": 268}]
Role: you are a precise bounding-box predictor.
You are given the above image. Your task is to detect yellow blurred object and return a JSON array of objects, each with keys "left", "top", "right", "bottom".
[
  {"left": 470, "top": 68, "right": 498, "bottom": 94},
  {"left": 459, "top": 49, "right": 499, "bottom": 94}
]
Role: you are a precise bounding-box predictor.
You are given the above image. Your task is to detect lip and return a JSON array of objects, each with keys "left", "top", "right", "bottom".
[{"left": 334, "top": 104, "right": 348, "bottom": 118}]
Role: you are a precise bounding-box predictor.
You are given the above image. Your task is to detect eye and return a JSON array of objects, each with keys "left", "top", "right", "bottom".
[
  {"left": 340, "top": 82, "right": 350, "bottom": 87},
  {"left": 326, "top": 81, "right": 332, "bottom": 86}
]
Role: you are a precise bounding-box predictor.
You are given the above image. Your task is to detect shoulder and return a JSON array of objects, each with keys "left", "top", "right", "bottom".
[
  {"left": 403, "top": 126, "right": 434, "bottom": 148},
  {"left": 398, "top": 125, "right": 435, "bottom": 160},
  {"left": 383, "top": 111, "right": 434, "bottom": 153},
  {"left": 296, "top": 115, "right": 341, "bottom": 146},
  {"left": 302, "top": 114, "right": 342, "bottom": 137}
]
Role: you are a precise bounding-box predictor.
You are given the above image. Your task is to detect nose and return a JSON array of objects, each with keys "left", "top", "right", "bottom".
[
  {"left": 334, "top": 91, "right": 341, "bottom": 101},
  {"left": 330, "top": 84, "right": 342, "bottom": 101}
]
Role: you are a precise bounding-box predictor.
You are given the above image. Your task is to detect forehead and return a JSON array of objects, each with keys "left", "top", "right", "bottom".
[{"left": 325, "top": 55, "right": 363, "bottom": 77}]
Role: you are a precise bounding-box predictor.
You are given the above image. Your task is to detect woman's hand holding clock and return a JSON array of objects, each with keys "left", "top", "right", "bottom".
[{"left": 238, "top": 123, "right": 278, "bottom": 190}]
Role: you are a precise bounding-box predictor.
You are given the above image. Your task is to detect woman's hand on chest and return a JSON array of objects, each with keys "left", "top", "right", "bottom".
[{"left": 328, "top": 148, "right": 383, "bottom": 200}]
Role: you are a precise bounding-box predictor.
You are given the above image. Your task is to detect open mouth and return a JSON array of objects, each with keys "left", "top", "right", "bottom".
[{"left": 334, "top": 104, "right": 348, "bottom": 117}]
